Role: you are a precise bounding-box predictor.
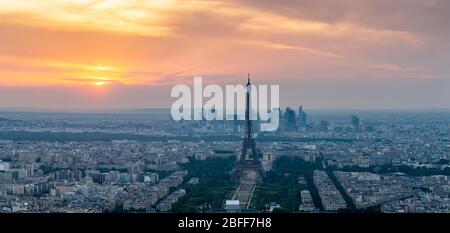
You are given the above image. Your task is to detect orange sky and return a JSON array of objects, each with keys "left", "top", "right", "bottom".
[{"left": 0, "top": 0, "right": 449, "bottom": 109}]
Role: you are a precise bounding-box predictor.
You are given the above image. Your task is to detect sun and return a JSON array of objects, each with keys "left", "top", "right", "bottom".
[{"left": 93, "top": 81, "right": 111, "bottom": 87}]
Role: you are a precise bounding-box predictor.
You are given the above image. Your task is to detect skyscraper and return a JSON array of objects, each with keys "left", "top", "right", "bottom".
[
  {"left": 351, "top": 115, "right": 360, "bottom": 130},
  {"left": 298, "top": 105, "right": 307, "bottom": 128},
  {"left": 284, "top": 107, "right": 297, "bottom": 132}
]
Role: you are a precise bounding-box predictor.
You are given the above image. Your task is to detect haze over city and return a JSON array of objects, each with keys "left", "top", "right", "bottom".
[{"left": 1, "top": 0, "right": 449, "bottom": 109}]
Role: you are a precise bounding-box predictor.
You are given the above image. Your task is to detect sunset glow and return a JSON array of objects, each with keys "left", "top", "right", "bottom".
[
  {"left": 1, "top": 0, "right": 449, "bottom": 109},
  {"left": 93, "top": 81, "right": 111, "bottom": 87}
]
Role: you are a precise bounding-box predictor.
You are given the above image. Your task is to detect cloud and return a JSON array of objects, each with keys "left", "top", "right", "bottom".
[
  {"left": 238, "top": 40, "right": 348, "bottom": 59},
  {"left": 0, "top": 0, "right": 175, "bottom": 36},
  {"left": 368, "top": 63, "right": 419, "bottom": 73},
  {"left": 0, "top": 0, "right": 449, "bottom": 108},
  {"left": 232, "top": 0, "right": 450, "bottom": 38}
]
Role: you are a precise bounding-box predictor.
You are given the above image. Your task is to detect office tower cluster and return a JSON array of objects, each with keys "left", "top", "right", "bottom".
[
  {"left": 278, "top": 108, "right": 365, "bottom": 133},
  {"left": 279, "top": 105, "right": 308, "bottom": 132}
]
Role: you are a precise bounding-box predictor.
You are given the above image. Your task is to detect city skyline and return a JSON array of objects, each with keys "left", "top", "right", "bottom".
[
  {"left": 1, "top": 107, "right": 449, "bottom": 213},
  {"left": 1, "top": 0, "right": 450, "bottom": 109}
]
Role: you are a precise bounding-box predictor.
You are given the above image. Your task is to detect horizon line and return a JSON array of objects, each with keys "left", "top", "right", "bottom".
[{"left": 1, "top": 107, "right": 450, "bottom": 114}]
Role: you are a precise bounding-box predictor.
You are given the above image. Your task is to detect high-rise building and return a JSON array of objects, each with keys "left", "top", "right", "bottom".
[
  {"left": 351, "top": 115, "right": 360, "bottom": 129},
  {"left": 298, "top": 105, "right": 307, "bottom": 128},
  {"left": 277, "top": 107, "right": 284, "bottom": 132},
  {"left": 284, "top": 107, "right": 296, "bottom": 132}
]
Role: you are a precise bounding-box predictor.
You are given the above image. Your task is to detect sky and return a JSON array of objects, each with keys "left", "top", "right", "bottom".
[{"left": 0, "top": 0, "right": 449, "bottom": 110}]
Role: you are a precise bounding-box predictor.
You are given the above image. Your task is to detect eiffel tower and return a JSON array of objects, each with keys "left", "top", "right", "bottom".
[{"left": 230, "top": 74, "right": 264, "bottom": 182}]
